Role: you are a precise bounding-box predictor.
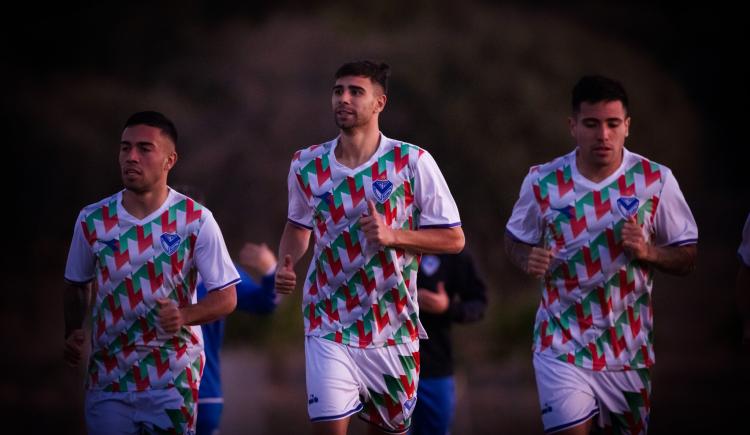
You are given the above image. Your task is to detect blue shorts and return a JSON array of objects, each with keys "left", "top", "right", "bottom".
[
  {"left": 196, "top": 401, "right": 223, "bottom": 435},
  {"left": 410, "top": 376, "right": 455, "bottom": 435}
]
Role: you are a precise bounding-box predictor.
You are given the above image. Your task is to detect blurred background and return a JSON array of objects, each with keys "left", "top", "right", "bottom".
[{"left": 5, "top": 1, "right": 748, "bottom": 433}]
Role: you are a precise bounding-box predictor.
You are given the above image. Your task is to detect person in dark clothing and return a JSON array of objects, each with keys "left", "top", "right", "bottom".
[{"left": 411, "top": 250, "right": 488, "bottom": 435}]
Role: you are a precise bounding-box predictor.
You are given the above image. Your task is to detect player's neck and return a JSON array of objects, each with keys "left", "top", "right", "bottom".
[
  {"left": 576, "top": 152, "right": 623, "bottom": 183},
  {"left": 122, "top": 184, "right": 170, "bottom": 219},
  {"left": 335, "top": 124, "right": 381, "bottom": 169}
]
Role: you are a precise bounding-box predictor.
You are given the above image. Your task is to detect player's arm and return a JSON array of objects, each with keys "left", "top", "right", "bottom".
[
  {"left": 504, "top": 233, "right": 553, "bottom": 278},
  {"left": 275, "top": 222, "right": 312, "bottom": 294},
  {"left": 162, "top": 285, "right": 237, "bottom": 329},
  {"left": 63, "top": 281, "right": 92, "bottom": 367},
  {"left": 626, "top": 170, "right": 698, "bottom": 276},
  {"left": 360, "top": 200, "right": 464, "bottom": 254},
  {"left": 235, "top": 243, "right": 278, "bottom": 314},
  {"left": 737, "top": 262, "right": 750, "bottom": 345},
  {"left": 621, "top": 216, "right": 697, "bottom": 275},
  {"left": 450, "top": 253, "right": 488, "bottom": 323}
]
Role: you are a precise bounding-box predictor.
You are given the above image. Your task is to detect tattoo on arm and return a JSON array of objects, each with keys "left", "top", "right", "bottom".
[
  {"left": 504, "top": 233, "right": 531, "bottom": 271},
  {"left": 64, "top": 283, "right": 91, "bottom": 338},
  {"left": 646, "top": 244, "right": 697, "bottom": 276}
]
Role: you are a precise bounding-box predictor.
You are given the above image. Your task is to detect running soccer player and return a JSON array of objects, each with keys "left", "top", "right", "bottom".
[
  {"left": 275, "top": 60, "right": 464, "bottom": 435},
  {"left": 504, "top": 76, "right": 698, "bottom": 435},
  {"left": 63, "top": 111, "right": 239, "bottom": 435}
]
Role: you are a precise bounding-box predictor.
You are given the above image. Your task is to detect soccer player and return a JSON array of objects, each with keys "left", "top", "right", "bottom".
[
  {"left": 275, "top": 60, "right": 464, "bottom": 434},
  {"left": 504, "top": 76, "right": 698, "bottom": 434},
  {"left": 63, "top": 111, "right": 239, "bottom": 435}
]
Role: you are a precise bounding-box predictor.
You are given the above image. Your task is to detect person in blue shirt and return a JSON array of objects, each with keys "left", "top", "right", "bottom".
[{"left": 196, "top": 241, "right": 278, "bottom": 435}]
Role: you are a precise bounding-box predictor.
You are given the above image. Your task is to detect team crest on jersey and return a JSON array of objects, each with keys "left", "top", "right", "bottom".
[
  {"left": 160, "top": 233, "right": 181, "bottom": 255},
  {"left": 421, "top": 255, "right": 441, "bottom": 276},
  {"left": 617, "top": 197, "right": 640, "bottom": 219},
  {"left": 372, "top": 179, "right": 393, "bottom": 203}
]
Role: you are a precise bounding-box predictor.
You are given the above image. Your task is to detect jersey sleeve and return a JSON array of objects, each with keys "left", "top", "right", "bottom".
[
  {"left": 194, "top": 212, "right": 241, "bottom": 292},
  {"left": 413, "top": 151, "right": 461, "bottom": 228},
  {"left": 738, "top": 213, "right": 750, "bottom": 267},
  {"left": 64, "top": 211, "right": 96, "bottom": 285},
  {"left": 235, "top": 265, "right": 278, "bottom": 315},
  {"left": 653, "top": 170, "right": 699, "bottom": 247},
  {"left": 505, "top": 169, "right": 544, "bottom": 245},
  {"left": 287, "top": 162, "right": 313, "bottom": 230}
]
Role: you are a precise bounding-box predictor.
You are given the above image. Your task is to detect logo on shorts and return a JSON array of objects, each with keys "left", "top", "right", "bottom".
[
  {"left": 372, "top": 179, "right": 393, "bottom": 203},
  {"left": 541, "top": 403, "right": 553, "bottom": 415},
  {"left": 617, "top": 197, "right": 640, "bottom": 219},
  {"left": 308, "top": 394, "right": 319, "bottom": 405},
  {"left": 160, "top": 233, "right": 181, "bottom": 255},
  {"left": 420, "top": 255, "right": 441, "bottom": 277},
  {"left": 403, "top": 396, "right": 417, "bottom": 414}
]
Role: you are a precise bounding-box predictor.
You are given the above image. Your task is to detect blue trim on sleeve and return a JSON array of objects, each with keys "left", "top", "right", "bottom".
[
  {"left": 504, "top": 228, "right": 540, "bottom": 246},
  {"left": 420, "top": 222, "right": 462, "bottom": 229},
  {"left": 205, "top": 277, "right": 241, "bottom": 293},
  {"left": 64, "top": 277, "right": 94, "bottom": 286},
  {"left": 288, "top": 218, "right": 313, "bottom": 230},
  {"left": 668, "top": 238, "right": 698, "bottom": 247},
  {"left": 545, "top": 408, "right": 599, "bottom": 434}
]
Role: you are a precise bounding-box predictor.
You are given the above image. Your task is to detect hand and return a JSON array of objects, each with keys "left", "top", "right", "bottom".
[
  {"left": 360, "top": 200, "right": 395, "bottom": 249},
  {"left": 526, "top": 247, "right": 553, "bottom": 278},
  {"left": 275, "top": 255, "right": 296, "bottom": 295},
  {"left": 157, "top": 298, "right": 184, "bottom": 334},
  {"left": 239, "top": 242, "right": 277, "bottom": 278},
  {"left": 64, "top": 329, "right": 85, "bottom": 368},
  {"left": 418, "top": 281, "right": 450, "bottom": 314},
  {"left": 621, "top": 216, "right": 651, "bottom": 261}
]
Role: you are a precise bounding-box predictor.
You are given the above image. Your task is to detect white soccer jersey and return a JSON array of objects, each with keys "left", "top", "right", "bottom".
[
  {"left": 507, "top": 148, "right": 698, "bottom": 370},
  {"left": 288, "top": 134, "right": 461, "bottom": 348},
  {"left": 65, "top": 188, "right": 240, "bottom": 392}
]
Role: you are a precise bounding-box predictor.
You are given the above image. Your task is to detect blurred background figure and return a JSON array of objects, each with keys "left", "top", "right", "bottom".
[
  {"left": 175, "top": 185, "right": 279, "bottom": 435},
  {"left": 737, "top": 212, "right": 750, "bottom": 347},
  {"left": 411, "top": 250, "right": 488, "bottom": 435}
]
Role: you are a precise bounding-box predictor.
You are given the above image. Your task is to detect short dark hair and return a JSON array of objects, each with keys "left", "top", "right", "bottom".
[
  {"left": 572, "top": 75, "right": 629, "bottom": 115},
  {"left": 335, "top": 60, "right": 390, "bottom": 94},
  {"left": 123, "top": 111, "right": 178, "bottom": 146}
]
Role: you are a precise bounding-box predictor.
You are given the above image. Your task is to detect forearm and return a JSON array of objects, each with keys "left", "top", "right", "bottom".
[
  {"left": 64, "top": 283, "right": 91, "bottom": 337},
  {"left": 182, "top": 285, "right": 237, "bottom": 325},
  {"left": 390, "top": 227, "right": 464, "bottom": 254},
  {"left": 504, "top": 233, "right": 532, "bottom": 271},
  {"left": 279, "top": 222, "right": 311, "bottom": 265},
  {"left": 640, "top": 244, "right": 697, "bottom": 275}
]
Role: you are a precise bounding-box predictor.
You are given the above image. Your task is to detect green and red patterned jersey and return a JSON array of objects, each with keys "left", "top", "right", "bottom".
[
  {"left": 287, "top": 134, "right": 461, "bottom": 348},
  {"left": 64, "top": 188, "right": 240, "bottom": 392},
  {"left": 506, "top": 148, "right": 698, "bottom": 371}
]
